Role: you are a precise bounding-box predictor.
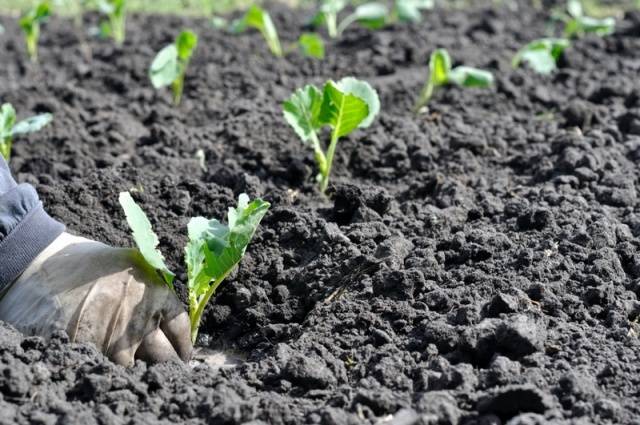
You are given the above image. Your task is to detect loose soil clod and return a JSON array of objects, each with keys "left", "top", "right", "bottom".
[{"left": 1, "top": 2, "right": 640, "bottom": 424}]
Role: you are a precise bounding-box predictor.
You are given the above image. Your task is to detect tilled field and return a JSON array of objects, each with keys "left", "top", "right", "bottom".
[{"left": 1, "top": 2, "right": 640, "bottom": 424}]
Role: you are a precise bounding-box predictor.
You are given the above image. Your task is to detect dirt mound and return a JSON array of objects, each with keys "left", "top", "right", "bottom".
[{"left": 1, "top": 2, "right": 640, "bottom": 423}]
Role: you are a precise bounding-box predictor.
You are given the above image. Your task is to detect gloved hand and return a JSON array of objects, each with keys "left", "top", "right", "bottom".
[{"left": 0, "top": 232, "right": 192, "bottom": 366}]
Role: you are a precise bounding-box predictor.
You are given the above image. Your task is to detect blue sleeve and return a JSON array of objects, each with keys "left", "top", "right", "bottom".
[{"left": 0, "top": 156, "right": 64, "bottom": 289}]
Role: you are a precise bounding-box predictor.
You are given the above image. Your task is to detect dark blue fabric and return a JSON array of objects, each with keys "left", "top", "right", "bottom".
[{"left": 0, "top": 156, "right": 64, "bottom": 289}]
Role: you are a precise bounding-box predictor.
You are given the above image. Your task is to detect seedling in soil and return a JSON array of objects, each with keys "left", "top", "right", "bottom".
[
  {"left": 97, "top": 0, "right": 126, "bottom": 45},
  {"left": 298, "top": 33, "right": 325, "bottom": 59},
  {"left": 560, "top": 0, "right": 615, "bottom": 38},
  {"left": 513, "top": 38, "right": 570, "bottom": 74},
  {"left": 283, "top": 77, "right": 380, "bottom": 193},
  {"left": 119, "top": 192, "right": 270, "bottom": 344},
  {"left": 231, "top": 5, "right": 283, "bottom": 57},
  {"left": 312, "top": 0, "right": 388, "bottom": 38},
  {"left": 413, "top": 49, "right": 494, "bottom": 113},
  {"left": 0, "top": 103, "right": 53, "bottom": 160},
  {"left": 149, "top": 30, "right": 198, "bottom": 105},
  {"left": 19, "top": 1, "right": 50, "bottom": 62}
]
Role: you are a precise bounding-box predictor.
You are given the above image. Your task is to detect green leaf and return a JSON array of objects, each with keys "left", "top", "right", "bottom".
[
  {"left": 11, "top": 113, "right": 52, "bottom": 137},
  {"left": 567, "top": 0, "right": 583, "bottom": 18},
  {"left": 282, "top": 84, "right": 324, "bottom": 143},
  {"left": 319, "top": 82, "right": 370, "bottom": 139},
  {"left": 237, "top": 5, "right": 283, "bottom": 57},
  {"left": 577, "top": 16, "right": 615, "bottom": 36},
  {"left": 176, "top": 30, "right": 198, "bottom": 61},
  {"left": 429, "top": 49, "right": 452, "bottom": 87},
  {"left": 334, "top": 77, "right": 380, "bottom": 128},
  {"left": 447, "top": 66, "right": 494, "bottom": 88},
  {"left": 298, "top": 33, "right": 325, "bottom": 59},
  {"left": 149, "top": 44, "right": 179, "bottom": 89},
  {"left": 118, "top": 192, "right": 175, "bottom": 287},
  {"left": 395, "top": 0, "right": 433, "bottom": 23},
  {"left": 513, "top": 38, "right": 570, "bottom": 74},
  {"left": 353, "top": 3, "right": 388, "bottom": 29},
  {"left": 321, "top": 0, "right": 348, "bottom": 14}
]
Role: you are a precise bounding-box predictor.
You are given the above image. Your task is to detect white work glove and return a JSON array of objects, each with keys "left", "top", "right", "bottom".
[{"left": 0, "top": 232, "right": 192, "bottom": 366}]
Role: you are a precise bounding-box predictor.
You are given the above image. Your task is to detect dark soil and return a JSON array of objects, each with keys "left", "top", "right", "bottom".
[{"left": 2, "top": 2, "right": 640, "bottom": 424}]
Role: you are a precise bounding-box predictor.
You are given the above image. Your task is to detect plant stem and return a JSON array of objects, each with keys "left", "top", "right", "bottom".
[
  {"left": 111, "top": 15, "right": 126, "bottom": 45},
  {"left": 319, "top": 131, "right": 339, "bottom": 193},
  {"left": 189, "top": 267, "right": 235, "bottom": 343},
  {"left": 172, "top": 73, "right": 184, "bottom": 105},
  {"left": 0, "top": 140, "right": 11, "bottom": 161},
  {"left": 413, "top": 80, "right": 434, "bottom": 114},
  {"left": 27, "top": 28, "right": 39, "bottom": 62},
  {"left": 326, "top": 13, "right": 338, "bottom": 38}
]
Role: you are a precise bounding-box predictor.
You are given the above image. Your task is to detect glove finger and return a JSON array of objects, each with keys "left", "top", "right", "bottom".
[
  {"left": 160, "top": 300, "right": 193, "bottom": 362},
  {"left": 135, "top": 327, "right": 181, "bottom": 364},
  {"left": 109, "top": 342, "right": 138, "bottom": 367}
]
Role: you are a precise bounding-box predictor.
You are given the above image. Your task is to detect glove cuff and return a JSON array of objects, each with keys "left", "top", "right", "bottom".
[{"left": 0, "top": 204, "right": 65, "bottom": 290}]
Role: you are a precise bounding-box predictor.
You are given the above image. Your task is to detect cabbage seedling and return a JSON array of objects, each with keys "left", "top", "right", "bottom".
[
  {"left": 312, "top": 0, "right": 388, "bottom": 38},
  {"left": 513, "top": 38, "right": 570, "bottom": 74},
  {"left": 283, "top": 77, "right": 380, "bottom": 193},
  {"left": 149, "top": 30, "right": 198, "bottom": 105},
  {"left": 0, "top": 103, "right": 53, "bottom": 160},
  {"left": 298, "top": 33, "right": 325, "bottom": 59},
  {"left": 231, "top": 5, "right": 282, "bottom": 57},
  {"left": 562, "top": 0, "right": 615, "bottom": 38},
  {"left": 97, "top": 0, "right": 126, "bottom": 45},
  {"left": 413, "top": 49, "right": 494, "bottom": 113},
  {"left": 119, "top": 192, "right": 270, "bottom": 343},
  {"left": 19, "top": 1, "right": 50, "bottom": 62}
]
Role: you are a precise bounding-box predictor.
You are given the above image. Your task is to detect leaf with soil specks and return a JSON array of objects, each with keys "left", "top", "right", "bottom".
[{"left": 119, "top": 192, "right": 175, "bottom": 287}]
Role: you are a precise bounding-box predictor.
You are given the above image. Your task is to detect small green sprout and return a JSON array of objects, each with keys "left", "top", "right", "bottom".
[
  {"left": 149, "top": 30, "right": 198, "bottom": 105},
  {"left": 562, "top": 0, "right": 615, "bottom": 38},
  {"left": 97, "top": 0, "right": 126, "bottom": 45},
  {"left": 119, "top": 192, "right": 270, "bottom": 343},
  {"left": 0, "top": 103, "right": 53, "bottom": 160},
  {"left": 283, "top": 77, "right": 380, "bottom": 193},
  {"left": 513, "top": 38, "right": 570, "bottom": 74},
  {"left": 19, "top": 1, "right": 51, "bottom": 62},
  {"left": 298, "top": 33, "right": 325, "bottom": 59},
  {"left": 413, "top": 49, "right": 494, "bottom": 113},
  {"left": 231, "top": 5, "right": 282, "bottom": 57},
  {"left": 312, "top": 0, "right": 388, "bottom": 38},
  {"left": 393, "top": 0, "right": 434, "bottom": 23}
]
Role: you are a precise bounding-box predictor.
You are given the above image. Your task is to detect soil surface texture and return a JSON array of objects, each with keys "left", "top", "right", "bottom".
[{"left": 2, "top": 2, "right": 640, "bottom": 424}]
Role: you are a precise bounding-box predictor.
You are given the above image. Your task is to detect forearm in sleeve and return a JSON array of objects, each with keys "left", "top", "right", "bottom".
[{"left": 0, "top": 156, "right": 64, "bottom": 289}]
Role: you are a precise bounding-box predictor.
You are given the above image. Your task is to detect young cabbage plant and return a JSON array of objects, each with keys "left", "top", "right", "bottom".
[
  {"left": 393, "top": 0, "right": 434, "bottom": 23},
  {"left": 513, "top": 38, "right": 570, "bottom": 74},
  {"left": 119, "top": 192, "right": 270, "bottom": 344},
  {"left": 562, "top": 0, "right": 615, "bottom": 38},
  {"left": 19, "top": 1, "right": 51, "bottom": 62},
  {"left": 149, "top": 30, "right": 198, "bottom": 105},
  {"left": 283, "top": 77, "right": 380, "bottom": 193},
  {"left": 312, "top": 0, "right": 388, "bottom": 38},
  {"left": 298, "top": 32, "right": 325, "bottom": 59},
  {"left": 0, "top": 103, "right": 53, "bottom": 160},
  {"left": 231, "top": 5, "right": 282, "bottom": 57},
  {"left": 97, "top": 0, "right": 126, "bottom": 45},
  {"left": 413, "top": 49, "right": 494, "bottom": 113}
]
